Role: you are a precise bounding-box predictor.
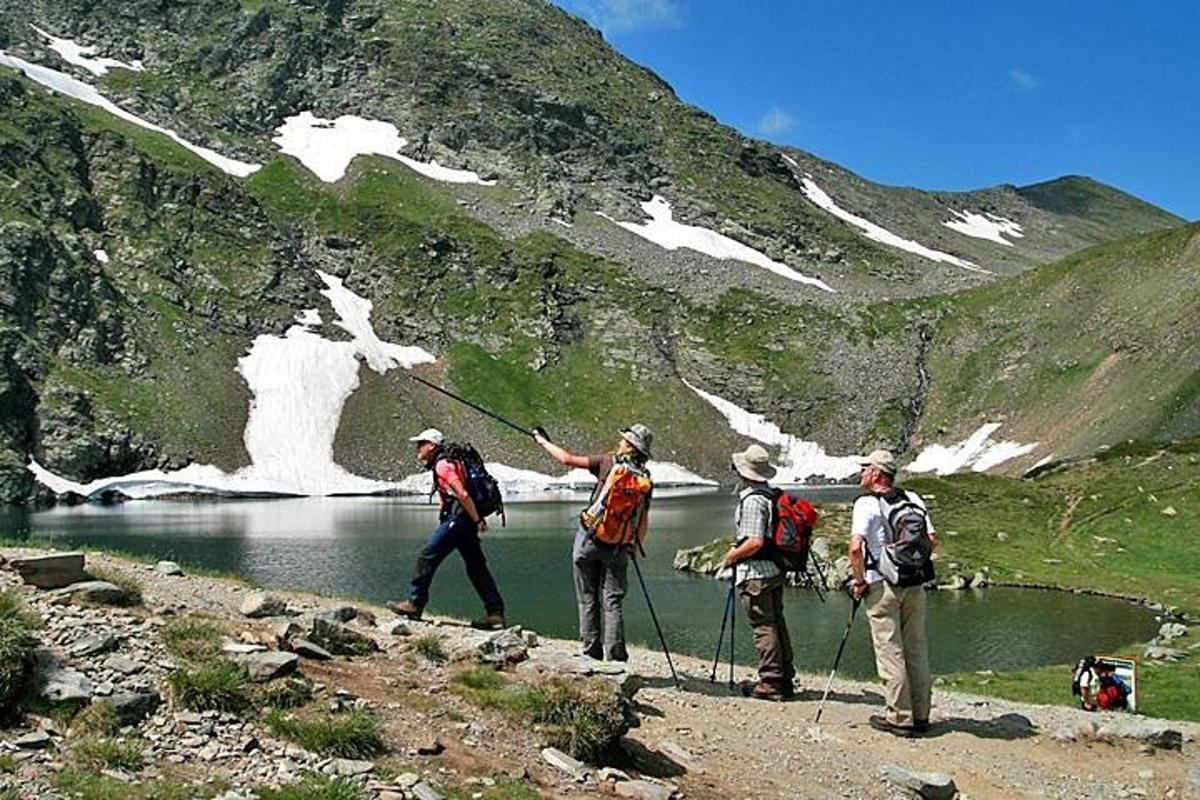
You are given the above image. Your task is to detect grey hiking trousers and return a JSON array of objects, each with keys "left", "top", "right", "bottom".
[{"left": 572, "top": 526, "right": 629, "bottom": 661}]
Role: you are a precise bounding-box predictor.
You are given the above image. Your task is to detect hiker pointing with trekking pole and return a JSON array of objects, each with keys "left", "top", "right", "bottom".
[{"left": 532, "top": 425, "right": 659, "bottom": 665}]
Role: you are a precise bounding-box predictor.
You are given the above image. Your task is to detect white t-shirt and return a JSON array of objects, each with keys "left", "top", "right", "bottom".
[{"left": 851, "top": 490, "right": 934, "bottom": 584}]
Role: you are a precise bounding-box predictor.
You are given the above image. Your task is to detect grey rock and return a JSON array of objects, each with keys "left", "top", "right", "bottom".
[
  {"left": 1157, "top": 622, "right": 1188, "bottom": 641},
  {"left": 289, "top": 638, "right": 333, "bottom": 661},
  {"left": 13, "top": 731, "right": 52, "bottom": 749},
  {"left": 542, "top": 746, "right": 588, "bottom": 778},
  {"left": 878, "top": 765, "right": 957, "bottom": 800},
  {"left": 221, "top": 642, "right": 267, "bottom": 654},
  {"left": 1143, "top": 645, "right": 1187, "bottom": 661},
  {"left": 272, "top": 621, "right": 304, "bottom": 643},
  {"left": 69, "top": 633, "right": 118, "bottom": 658},
  {"left": 55, "top": 580, "right": 129, "bottom": 605},
  {"left": 315, "top": 606, "right": 357, "bottom": 624},
  {"left": 240, "top": 651, "right": 299, "bottom": 682},
  {"left": 155, "top": 561, "right": 184, "bottom": 576},
  {"left": 380, "top": 620, "right": 410, "bottom": 637},
  {"left": 102, "top": 655, "right": 144, "bottom": 675},
  {"left": 599, "top": 767, "right": 632, "bottom": 782},
  {"left": 332, "top": 758, "right": 375, "bottom": 776},
  {"left": 309, "top": 618, "right": 378, "bottom": 656},
  {"left": 109, "top": 691, "right": 162, "bottom": 725},
  {"left": 615, "top": 780, "right": 674, "bottom": 800},
  {"left": 10, "top": 552, "right": 87, "bottom": 589},
  {"left": 479, "top": 626, "right": 528, "bottom": 664},
  {"left": 35, "top": 651, "right": 93, "bottom": 702},
  {"left": 1186, "top": 766, "right": 1200, "bottom": 799},
  {"left": 240, "top": 593, "right": 288, "bottom": 618},
  {"left": 413, "top": 783, "right": 444, "bottom": 800}
]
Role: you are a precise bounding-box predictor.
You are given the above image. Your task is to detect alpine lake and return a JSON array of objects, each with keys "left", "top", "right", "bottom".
[{"left": 0, "top": 488, "right": 1157, "bottom": 679}]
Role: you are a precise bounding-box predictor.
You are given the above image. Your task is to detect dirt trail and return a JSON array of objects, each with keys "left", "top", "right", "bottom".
[{"left": 3, "top": 547, "right": 1196, "bottom": 800}]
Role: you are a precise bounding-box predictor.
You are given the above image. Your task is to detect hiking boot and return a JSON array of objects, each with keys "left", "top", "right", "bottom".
[
  {"left": 869, "top": 714, "right": 916, "bottom": 738},
  {"left": 470, "top": 611, "right": 505, "bottom": 631},
  {"left": 741, "top": 681, "right": 786, "bottom": 702},
  {"left": 387, "top": 600, "right": 423, "bottom": 620}
]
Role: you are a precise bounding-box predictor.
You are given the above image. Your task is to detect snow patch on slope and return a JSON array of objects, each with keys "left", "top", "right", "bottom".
[
  {"left": 272, "top": 112, "right": 496, "bottom": 185},
  {"left": 906, "top": 423, "right": 1038, "bottom": 475},
  {"left": 399, "top": 459, "right": 716, "bottom": 499},
  {"left": 943, "top": 210, "right": 1024, "bottom": 246},
  {"left": 684, "top": 380, "right": 861, "bottom": 481},
  {"left": 30, "top": 271, "right": 434, "bottom": 498},
  {"left": 0, "top": 50, "right": 260, "bottom": 177},
  {"left": 30, "top": 25, "right": 143, "bottom": 76},
  {"left": 602, "top": 196, "right": 834, "bottom": 293},
  {"left": 782, "top": 156, "right": 988, "bottom": 273}
]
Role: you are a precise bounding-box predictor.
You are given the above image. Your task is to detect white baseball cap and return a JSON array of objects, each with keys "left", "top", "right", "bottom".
[{"left": 408, "top": 428, "right": 444, "bottom": 445}]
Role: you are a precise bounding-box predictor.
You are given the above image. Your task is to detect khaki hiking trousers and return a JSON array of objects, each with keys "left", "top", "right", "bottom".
[{"left": 865, "top": 581, "right": 931, "bottom": 726}]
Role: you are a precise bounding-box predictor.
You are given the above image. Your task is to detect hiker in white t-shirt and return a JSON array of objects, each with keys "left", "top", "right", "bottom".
[{"left": 848, "top": 449, "right": 937, "bottom": 737}]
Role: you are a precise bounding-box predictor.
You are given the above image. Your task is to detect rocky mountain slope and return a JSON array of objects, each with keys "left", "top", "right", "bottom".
[{"left": 0, "top": 0, "right": 1193, "bottom": 500}]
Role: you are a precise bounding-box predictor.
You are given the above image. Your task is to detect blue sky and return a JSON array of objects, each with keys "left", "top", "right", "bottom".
[{"left": 552, "top": 1, "right": 1198, "bottom": 221}]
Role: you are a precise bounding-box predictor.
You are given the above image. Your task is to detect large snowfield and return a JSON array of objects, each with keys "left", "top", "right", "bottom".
[
  {"left": 273, "top": 112, "right": 496, "bottom": 185},
  {"left": 684, "top": 381, "right": 862, "bottom": 482},
  {"left": 942, "top": 210, "right": 1025, "bottom": 246},
  {"left": 906, "top": 423, "right": 1039, "bottom": 475},
  {"left": 603, "top": 196, "right": 835, "bottom": 293}
]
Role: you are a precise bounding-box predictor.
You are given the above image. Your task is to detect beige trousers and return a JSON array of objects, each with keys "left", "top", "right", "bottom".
[{"left": 865, "top": 581, "right": 931, "bottom": 725}]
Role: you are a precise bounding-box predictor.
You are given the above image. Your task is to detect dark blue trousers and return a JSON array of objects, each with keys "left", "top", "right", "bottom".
[{"left": 408, "top": 513, "right": 504, "bottom": 613}]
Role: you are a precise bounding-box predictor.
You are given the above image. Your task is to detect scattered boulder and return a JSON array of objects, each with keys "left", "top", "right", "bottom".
[
  {"left": 241, "top": 651, "right": 299, "bottom": 682},
  {"left": 69, "top": 632, "right": 118, "bottom": 658},
  {"left": 11, "top": 553, "right": 87, "bottom": 589},
  {"left": 1144, "top": 645, "right": 1187, "bottom": 661},
  {"left": 109, "top": 691, "right": 162, "bottom": 725},
  {"left": 315, "top": 606, "right": 357, "bottom": 624},
  {"left": 155, "top": 561, "right": 184, "bottom": 576},
  {"left": 615, "top": 779, "right": 674, "bottom": 800},
  {"left": 102, "top": 655, "right": 144, "bottom": 675},
  {"left": 222, "top": 642, "right": 267, "bottom": 655},
  {"left": 541, "top": 746, "right": 588, "bottom": 779},
  {"left": 332, "top": 758, "right": 375, "bottom": 776},
  {"left": 54, "top": 581, "right": 129, "bottom": 605},
  {"left": 1095, "top": 719, "right": 1183, "bottom": 751},
  {"left": 380, "top": 620, "right": 410, "bottom": 637},
  {"left": 878, "top": 765, "right": 957, "bottom": 800},
  {"left": 240, "top": 593, "right": 288, "bottom": 618},
  {"left": 417, "top": 738, "right": 445, "bottom": 756},
  {"left": 479, "top": 626, "right": 528, "bottom": 665},
  {"left": 288, "top": 638, "right": 333, "bottom": 661},
  {"left": 309, "top": 618, "right": 378, "bottom": 656},
  {"left": 34, "top": 651, "right": 93, "bottom": 702},
  {"left": 13, "top": 731, "right": 52, "bottom": 750},
  {"left": 272, "top": 620, "right": 304, "bottom": 644},
  {"left": 1157, "top": 622, "right": 1188, "bottom": 641}
]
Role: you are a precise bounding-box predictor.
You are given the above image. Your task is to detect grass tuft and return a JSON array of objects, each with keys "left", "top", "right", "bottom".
[
  {"left": 264, "top": 709, "right": 386, "bottom": 758},
  {"left": 161, "top": 617, "right": 224, "bottom": 663},
  {"left": 70, "top": 701, "right": 122, "bottom": 738},
  {"left": 258, "top": 676, "right": 314, "bottom": 710},
  {"left": 167, "top": 660, "right": 250, "bottom": 712},
  {"left": 70, "top": 737, "right": 144, "bottom": 771},
  {"left": 0, "top": 591, "right": 39, "bottom": 720},
  {"left": 412, "top": 634, "right": 447, "bottom": 664}
]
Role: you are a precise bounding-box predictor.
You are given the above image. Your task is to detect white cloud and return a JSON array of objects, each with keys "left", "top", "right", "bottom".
[
  {"left": 757, "top": 106, "right": 795, "bottom": 137},
  {"left": 561, "top": 0, "right": 681, "bottom": 33},
  {"left": 1010, "top": 68, "right": 1040, "bottom": 91}
]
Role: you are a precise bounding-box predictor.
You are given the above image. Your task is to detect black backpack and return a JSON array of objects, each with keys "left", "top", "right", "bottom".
[
  {"left": 433, "top": 443, "right": 505, "bottom": 525},
  {"left": 871, "top": 488, "right": 935, "bottom": 587}
]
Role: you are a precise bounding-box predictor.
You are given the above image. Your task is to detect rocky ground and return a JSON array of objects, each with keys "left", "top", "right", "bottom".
[{"left": 1, "top": 546, "right": 1197, "bottom": 800}]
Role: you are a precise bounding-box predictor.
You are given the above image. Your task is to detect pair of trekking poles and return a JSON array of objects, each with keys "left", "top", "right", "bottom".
[
  {"left": 709, "top": 564, "right": 861, "bottom": 722},
  {"left": 405, "top": 371, "right": 683, "bottom": 689}
]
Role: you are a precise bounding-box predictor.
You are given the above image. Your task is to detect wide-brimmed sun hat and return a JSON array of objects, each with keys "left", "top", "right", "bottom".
[
  {"left": 619, "top": 424, "right": 654, "bottom": 458},
  {"left": 731, "top": 444, "right": 776, "bottom": 482},
  {"left": 859, "top": 448, "right": 898, "bottom": 476},
  {"left": 407, "top": 428, "right": 445, "bottom": 445}
]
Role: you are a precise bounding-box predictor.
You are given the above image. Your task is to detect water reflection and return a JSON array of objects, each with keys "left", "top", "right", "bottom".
[{"left": 0, "top": 495, "right": 1156, "bottom": 678}]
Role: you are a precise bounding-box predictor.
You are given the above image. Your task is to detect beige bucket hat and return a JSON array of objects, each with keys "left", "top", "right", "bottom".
[{"left": 731, "top": 443, "right": 777, "bottom": 482}]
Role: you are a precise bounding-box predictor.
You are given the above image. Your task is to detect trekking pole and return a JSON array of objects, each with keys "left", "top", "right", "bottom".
[
  {"left": 728, "top": 568, "right": 736, "bottom": 689},
  {"left": 631, "top": 545, "right": 681, "bottom": 689},
  {"left": 404, "top": 373, "right": 537, "bottom": 437},
  {"left": 814, "top": 593, "right": 862, "bottom": 723},
  {"left": 709, "top": 577, "right": 735, "bottom": 682}
]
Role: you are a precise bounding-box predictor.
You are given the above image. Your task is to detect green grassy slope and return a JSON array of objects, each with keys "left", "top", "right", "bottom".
[{"left": 910, "top": 223, "right": 1200, "bottom": 463}]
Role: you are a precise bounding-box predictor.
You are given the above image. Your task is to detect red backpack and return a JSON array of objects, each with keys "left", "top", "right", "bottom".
[{"left": 749, "top": 488, "right": 818, "bottom": 572}]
